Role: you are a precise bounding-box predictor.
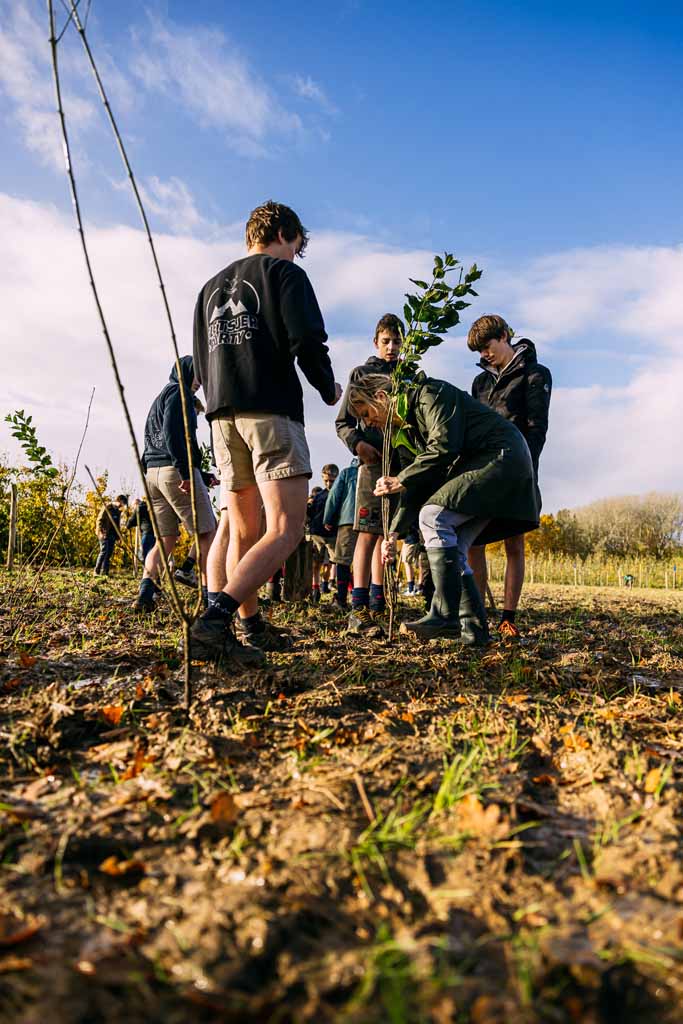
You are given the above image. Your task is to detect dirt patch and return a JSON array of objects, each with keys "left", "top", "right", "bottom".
[{"left": 1, "top": 571, "right": 683, "bottom": 1022}]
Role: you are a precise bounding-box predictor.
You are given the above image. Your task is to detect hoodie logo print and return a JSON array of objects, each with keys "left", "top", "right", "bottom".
[{"left": 207, "top": 278, "right": 261, "bottom": 352}]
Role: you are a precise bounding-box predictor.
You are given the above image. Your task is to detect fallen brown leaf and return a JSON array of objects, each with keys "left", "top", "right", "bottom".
[
  {"left": 532, "top": 774, "right": 558, "bottom": 786},
  {"left": 101, "top": 705, "right": 124, "bottom": 726},
  {"left": 0, "top": 677, "right": 22, "bottom": 694},
  {"left": 0, "top": 913, "right": 46, "bottom": 947},
  {"left": 0, "top": 954, "right": 33, "bottom": 973},
  {"left": 456, "top": 793, "right": 505, "bottom": 839},
  {"left": 99, "top": 856, "right": 146, "bottom": 877},
  {"left": 209, "top": 792, "right": 238, "bottom": 825}
]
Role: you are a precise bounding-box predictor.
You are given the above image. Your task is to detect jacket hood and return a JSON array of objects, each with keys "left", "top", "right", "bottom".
[
  {"left": 364, "top": 355, "right": 397, "bottom": 373},
  {"left": 170, "top": 355, "right": 195, "bottom": 391},
  {"left": 476, "top": 338, "right": 537, "bottom": 375}
]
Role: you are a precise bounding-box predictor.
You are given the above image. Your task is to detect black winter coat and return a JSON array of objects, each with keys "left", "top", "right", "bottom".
[
  {"left": 471, "top": 340, "right": 551, "bottom": 473},
  {"left": 142, "top": 356, "right": 201, "bottom": 480},
  {"left": 335, "top": 355, "right": 397, "bottom": 455}
]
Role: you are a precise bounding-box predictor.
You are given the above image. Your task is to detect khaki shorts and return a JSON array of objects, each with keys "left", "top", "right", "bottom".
[
  {"left": 353, "top": 462, "right": 398, "bottom": 535},
  {"left": 334, "top": 524, "right": 357, "bottom": 567},
  {"left": 145, "top": 467, "right": 216, "bottom": 537},
  {"left": 212, "top": 413, "right": 311, "bottom": 504},
  {"left": 311, "top": 535, "right": 336, "bottom": 565},
  {"left": 402, "top": 541, "right": 421, "bottom": 566}
]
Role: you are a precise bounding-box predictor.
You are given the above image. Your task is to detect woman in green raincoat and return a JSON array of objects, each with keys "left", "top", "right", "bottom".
[{"left": 348, "top": 372, "right": 539, "bottom": 644}]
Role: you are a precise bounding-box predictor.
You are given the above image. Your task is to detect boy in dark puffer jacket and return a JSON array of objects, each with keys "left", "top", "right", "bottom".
[{"left": 467, "top": 314, "right": 552, "bottom": 636}]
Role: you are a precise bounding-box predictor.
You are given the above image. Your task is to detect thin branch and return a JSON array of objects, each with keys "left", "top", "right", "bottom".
[
  {"left": 66, "top": 0, "right": 203, "bottom": 621},
  {"left": 46, "top": 0, "right": 187, "bottom": 629},
  {"left": 55, "top": 0, "right": 81, "bottom": 43}
]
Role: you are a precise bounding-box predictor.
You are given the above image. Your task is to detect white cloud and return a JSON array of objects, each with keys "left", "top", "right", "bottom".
[
  {"left": 1, "top": 190, "right": 681, "bottom": 512},
  {"left": 493, "top": 244, "right": 683, "bottom": 347},
  {"left": 290, "top": 74, "right": 337, "bottom": 114},
  {"left": 0, "top": 3, "right": 63, "bottom": 170},
  {"left": 307, "top": 232, "right": 432, "bottom": 318},
  {"left": 138, "top": 176, "right": 209, "bottom": 235},
  {"left": 0, "top": 1, "right": 97, "bottom": 171},
  {"left": 130, "top": 17, "right": 303, "bottom": 157}
]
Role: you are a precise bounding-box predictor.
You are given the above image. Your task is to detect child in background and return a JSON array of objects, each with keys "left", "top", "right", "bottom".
[
  {"left": 323, "top": 458, "right": 359, "bottom": 608},
  {"left": 309, "top": 465, "right": 339, "bottom": 603}
]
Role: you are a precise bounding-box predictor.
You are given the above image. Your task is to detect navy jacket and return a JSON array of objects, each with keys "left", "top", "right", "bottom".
[
  {"left": 309, "top": 488, "right": 334, "bottom": 537},
  {"left": 142, "top": 356, "right": 201, "bottom": 479},
  {"left": 324, "top": 461, "right": 359, "bottom": 529}
]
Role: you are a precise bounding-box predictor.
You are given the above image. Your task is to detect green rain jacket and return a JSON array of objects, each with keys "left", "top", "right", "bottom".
[{"left": 390, "top": 376, "right": 540, "bottom": 544}]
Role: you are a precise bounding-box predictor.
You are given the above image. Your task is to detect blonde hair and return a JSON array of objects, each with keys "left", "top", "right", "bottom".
[{"left": 347, "top": 373, "right": 394, "bottom": 415}]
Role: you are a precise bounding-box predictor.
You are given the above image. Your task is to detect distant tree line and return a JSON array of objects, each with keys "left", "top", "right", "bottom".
[
  {"left": 2, "top": 437, "right": 682, "bottom": 568},
  {"left": 522, "top": 492, "right": 683, "bottom": 560}
]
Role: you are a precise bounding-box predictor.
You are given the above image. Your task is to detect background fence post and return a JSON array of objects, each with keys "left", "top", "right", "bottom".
[{"left": 6, "top": 483, "right": 18, "bottom": 570}]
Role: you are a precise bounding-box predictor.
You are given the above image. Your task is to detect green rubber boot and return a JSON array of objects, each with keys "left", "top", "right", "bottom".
[
  {"left": 459, "top": 574, "right": 491, "bottom": 646},
  {"left": 401, "top": 548, "right": 462, "bottom": 640}
]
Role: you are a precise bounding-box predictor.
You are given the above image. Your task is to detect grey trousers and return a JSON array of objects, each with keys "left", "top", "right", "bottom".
[{"left": 418, "top": 504, "right": 491, "bottom": 573}]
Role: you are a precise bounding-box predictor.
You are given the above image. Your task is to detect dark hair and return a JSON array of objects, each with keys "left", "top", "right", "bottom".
[
  {"left": 374, "top": 313, "right": 405, "bottom": 342},
  {"left": 116, "top": 494, "right": 129, "bottom": 506},
  {"left": 322, "top": 464, "right": 339, "bottom": 477},
  {"left": 245, "top": 200, "right": 309, "bottom": 257},
  {"left": 467, "top": 314, "right": 511, "bottom": 352},
  {"left": 310, "top": 486, "right": 323, "bottom": 496}
]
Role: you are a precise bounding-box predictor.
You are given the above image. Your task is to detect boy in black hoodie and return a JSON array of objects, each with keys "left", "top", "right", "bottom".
[
  {"left": 134, "top": 355, "right": 217, "bottom": 612},
  {"left": 467, "top": 314, "right": 552, "bottom": 636},
  {"left": 335, "top": 313, "right": 403, "bottom": 634},
  {"left": 191, "top": 201, "right": 342, "bottom": 664}
]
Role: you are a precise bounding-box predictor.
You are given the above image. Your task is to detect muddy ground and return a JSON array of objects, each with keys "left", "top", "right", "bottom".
[{"left": 1, "top": 570, "right": 683, "bottom": 1023}]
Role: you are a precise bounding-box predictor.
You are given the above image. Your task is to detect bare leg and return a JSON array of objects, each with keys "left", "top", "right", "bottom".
[
  {"left": 467, "top": 544, "right": 487, "bottom": 601},
  {"left": 224, "top": 485, "right": 263, "bottom": 618},
  {"left": 143, "top": 535, "right": 177, "bottom": 581},
  {"left": 503, "top": 534, "right": 525, "bottom": 611},
  {"left": 352, "top": 531, "right": 377, "bottom": 590},
  {"left": 370, "top": 535, "right": 384, "bottom": 587},
  {"left": 207, "top": 512, "right": 229, "bottom": 592},
  {"left": 194, "top": 529, "right": 215, "bottom": 586},
  {"left": 223, "top": 477, "right": 308, "bottom": 613}
]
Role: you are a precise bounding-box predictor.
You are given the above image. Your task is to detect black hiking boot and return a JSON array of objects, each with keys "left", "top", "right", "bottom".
[
  {"left": 235, "top": 618, "right": 293, "bottom": 652},
  {"left": 400, "top": 548, "right": 461, "bottom": 640},
  {"left": 174, "top": 566, "right": 198, "bottom": 589},
  {"left": 347, "top": 606, "right": 385, "bottom": 637},
  {"left": 132, "top": 580, "right": 161, "bottom": 614},
  {"left": 189, "top": 612, "right": 266, "bottom": 668},
  {"left": 459, "top": 574, "right": 491, "bottom": 647}
]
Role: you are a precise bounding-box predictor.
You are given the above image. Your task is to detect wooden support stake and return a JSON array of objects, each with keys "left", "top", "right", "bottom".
[
  {"left": 486, "top": 582, "right": 497, "bottom": 614},
  {"left": 283, "top": 537, "right": 313, "bottom": 603},
  {"left": 6, "top": 483, "right": 17, "bottom": 570}
]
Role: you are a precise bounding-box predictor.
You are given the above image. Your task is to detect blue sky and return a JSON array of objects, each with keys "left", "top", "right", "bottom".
[{"left": 1, "top": 0, "right": 683, "bottom": 510}]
